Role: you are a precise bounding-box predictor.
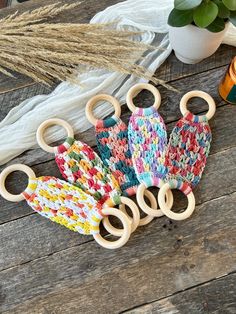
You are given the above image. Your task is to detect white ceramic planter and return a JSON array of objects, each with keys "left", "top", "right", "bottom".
[{"left": 168, "top": 23, "right": 229, "bottom": 64}]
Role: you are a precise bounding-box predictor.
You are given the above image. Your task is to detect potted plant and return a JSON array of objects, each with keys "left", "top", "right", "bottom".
[{"left": 168, "top": 0, "right": 236, "bottom": 64}]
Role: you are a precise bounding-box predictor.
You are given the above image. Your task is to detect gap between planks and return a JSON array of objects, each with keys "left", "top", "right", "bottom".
[
  {"left": 120, "top": 270, "right": 236, "bottom": 313},
  {"left": 0, "top": 190, "right": 235, "bottom": 275}
]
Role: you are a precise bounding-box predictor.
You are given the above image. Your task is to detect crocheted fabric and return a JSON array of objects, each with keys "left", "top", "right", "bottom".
[
  {"left": 22, "top": 176, "right": 104, "bottom": 235},
  {"left": 128, "top": 107, "right": 168, "bottom": 187},
  {"left": 95, "top": 115, "right": 139, "bottom": 196},
  {"left": 164, "top": 112, "right": 212, "bottom": 195},
  {"left": 54, "top": 137, "right": 121, "bottom": 207}
]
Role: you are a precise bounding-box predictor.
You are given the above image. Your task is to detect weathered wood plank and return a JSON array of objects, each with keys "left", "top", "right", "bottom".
[
  {"left": 124, "top": 272, "right": 236, "bottom": 314},
  {"left": 0, "top": 213, "right": 91, "bottom": 272},
  {"left": 0, "top": 83, "right": 51, "bottom": 120},
  {"left": 0, "top": 146, "right": 235, "bottom": 272},
  {"left": 0, "top": 0, "right": 123, "bottom": 21},
  {"left": 0, "top": 192, "right": 235, "bottom": 313},
  {"left": 0, "top": 74, "right": 34, "bottom": 95},
  {"left": 0, "top": 65, "right": 231, "bottom": 169},
  {"left": 156, "top": 44, "right": 236, "bottom": 82}
]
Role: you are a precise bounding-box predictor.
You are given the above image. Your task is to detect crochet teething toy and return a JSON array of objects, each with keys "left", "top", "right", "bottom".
[
  {"left": 158, "top": 91, "right": 216, "bottom": 220},
  {"left": 86, "top": 95, "right": 139, "bottom": 196},
  {"left": 36, "top": 118, "right": 141, "bottom": 235},
  {"left": 127, "top": 83, "right": 173, "bottom": 217},
  {"left": 86, "top": 94, "right": 155, "bottom": 227},
  {"left": 0, "top": 164, "right": 131, "bottom": 249}
]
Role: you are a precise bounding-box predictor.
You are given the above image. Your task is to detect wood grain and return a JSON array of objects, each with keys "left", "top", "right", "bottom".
[
  {"left": 124, "top": 272, "right": 236, "bottom": 314},
  {"left": 0, "top": 145, "right": 235, "bottom": 272},
  {"left": 156, "top": 44, "right": 236, "bottom": 82},
  {"left": 0, "top": 192, "right": 235, "bottom": 313}
]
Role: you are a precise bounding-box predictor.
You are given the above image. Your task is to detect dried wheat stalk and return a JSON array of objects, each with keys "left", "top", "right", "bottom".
[{"left": 0, "top": 2, "right": 177, "bottom": 91}]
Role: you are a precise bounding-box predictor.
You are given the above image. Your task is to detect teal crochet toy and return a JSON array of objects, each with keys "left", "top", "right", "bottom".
[
  {"left": 87, "top": 94, "right": 139, "bottom": 197},
  {"left": 86, "top": 94, "right": 156, "bottom": 229}
]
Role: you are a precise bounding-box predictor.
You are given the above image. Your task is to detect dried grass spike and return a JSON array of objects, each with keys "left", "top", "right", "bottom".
[{"left": 0, "top": 2, "right": 177, "bottom": 92}]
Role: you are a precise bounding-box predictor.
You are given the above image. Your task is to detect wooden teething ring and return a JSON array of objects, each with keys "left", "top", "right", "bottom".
[
  {"left": 121, "top": 190, "right": 155, "bottom": 226},
  {"left": 180, "top": 90, "right": 216, "bottom": 122},
  {"left": 36, "top": 118, "right": 74, "bottom": 153},
  {"left": 102, "top": 191, "right": 155, "bottom": 236},
  {"left": 158, "top": 181, "right": 196, "bottom": 221},
  {"left": 94, "top": 207, "right": 131, "bottom": 249},
  {"left": 137, "top": 181, "right": 173, "bottom": 217},
  {"left": 126, "top": 83, "right": 161, "bottom": 112},
  {"left": 0, "top": 164, "right": 36, "bottom": 202},
  {"left": 86, "top": 94, "right": 121, "bottom": 126},
  {"left": 102, "top": 196, "right": 139, "bottom": 236},
  {"left": 127, "top": 83, "right": 173, "bottom": 215}
]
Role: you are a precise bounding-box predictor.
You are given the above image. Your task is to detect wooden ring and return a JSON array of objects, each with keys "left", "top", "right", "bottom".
[
  {"left": 118, "top": 190, "right": 155, "bottom": 227},
  {"left": 86, "top": 94, "right": 121, "bottom": 126},
  {"left": 102, "top": 196, "right": 140, "bottom": 236},
  {"left": 137, "top": 181, "right": 173, "bottom": 217},
  {"left": 136, "top": 189, "right": 155, "bottom": 226},
  {"left": 93, "top": 207, "right": 131, "bottom": 249},
  {"left": 36, "top": 118, "right": 74, "bottom": 153},
  {"left": 119, "top": 190, "right": 157, "bottom": 227},
  {"left": 0, "top": 164, "right": 36, "bottom": 202},
  {"left": 158, "top": 182, "right": 195, "bottom": 221},
  {"left": 180, "top": 91, "right": 216, "bottom": 122},
  {"left": 126, "top": 83, "right": 161, "bottom": 113},
  {"left": 119, "top": 202, "right": 156, "bottom": 227}
]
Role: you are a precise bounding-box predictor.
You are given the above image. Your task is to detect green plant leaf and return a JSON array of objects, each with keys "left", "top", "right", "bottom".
[
  {"left": 229, "top": 10, "right": 236, "bottom": 26},
  {"left": 168, "top": 8, "right": 193, "bottom": 27},
  {"left": 223, "top": 0, "right": 236, "bottom": 10},
  {"left": 193, "top": 1, "right": 219, "bottom": 28},
  {"left": 174, "top": 0, "right": 202, "bottom": 10},
  {"left": 207, "top": 17, "right": 226, "bottom": 32},
  {"left": 213, "top": 0, "right": 230, "bottom": 18}
]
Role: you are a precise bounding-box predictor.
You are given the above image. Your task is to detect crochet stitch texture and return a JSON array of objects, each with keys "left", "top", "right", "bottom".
[
  {"left": 22, "top": 176, "right": 104, "bottom": 235},
  {"left": 128, "top": 107, "right": 167, "bottom": 187},
  {"left": 164, "top": 112, "right": 212, "bottom": 195},
  {"left": 54, "top": 137, "right": 121, "bottom": 207},
  {"left": 95, "top": 115, "right": 139, "bottom": 196}
]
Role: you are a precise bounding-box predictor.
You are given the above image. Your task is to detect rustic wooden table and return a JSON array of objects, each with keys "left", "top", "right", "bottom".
[{"left": 0, "top": 1, "right": 236, "bottom": 313}]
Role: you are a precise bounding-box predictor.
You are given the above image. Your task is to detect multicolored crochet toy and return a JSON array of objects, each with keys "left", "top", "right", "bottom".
[
  {"left": 0, "top": 164, "right": 131, "bottom": 249},
  {"left": 127, "top": 83, "right": 173, "bottom": 217},
  {"left": 158, "top": 91, "right": 216, "bottom": 220},
  {"left": 86, "top": 94, "right": 156, "bottom": 228},
  {"left": 86, "top": 95, "right": 139, "bottom": 196},
  {"left": 36, "top": 118, "right": 140, "bottom": 235}
]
